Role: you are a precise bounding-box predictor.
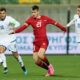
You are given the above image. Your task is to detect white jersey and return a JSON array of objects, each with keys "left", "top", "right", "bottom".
[
  {"left": 67, "top": 14, "right": 80, "bottom": 42},
  {"left": 0, "top": 16, "right": 20, "bottom": 45}
]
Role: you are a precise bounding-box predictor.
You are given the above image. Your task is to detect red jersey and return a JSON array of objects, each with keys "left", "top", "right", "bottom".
[
  {"left": 25, "top": 15, "right": 56, "bottom": 41},
  {"left": 14, "top": 15, "right": 66, "bottom": 52},
  {"left": 15, "top": 15, "right": 66, "bottom": 42}
]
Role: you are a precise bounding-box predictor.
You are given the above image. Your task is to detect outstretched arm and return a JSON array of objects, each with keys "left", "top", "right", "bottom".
[
  {"left": 66, "top": 18, "right": 75, "bottom": 27},
  {"left": 54, "top": 22, "right": 66, "bottom": 32},
  {"left": 9, "top": 23, "right": 28, "bottom": 34},
  {"left": 9, "top": 17, "right": 20, "bottom": 30},
  {"left": 46, "top": 16, "right": 66, "bottom": 32},
  {"left": 64, "top": 18, "right": 75, "bottom": 33}
]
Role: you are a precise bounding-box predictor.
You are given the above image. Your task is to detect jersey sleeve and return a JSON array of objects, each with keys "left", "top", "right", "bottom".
[
  {"left": 67, "top": 15, "right": 75, "bottom": 27},
  {"left": 9, "top": 16, "right": 20, "bottom": 28},
  {"left": 45, "top": 16, "right": 56, "bottom": 24},
  {"left": 44, "top": 16, "right": 66, "bottom": 31}
]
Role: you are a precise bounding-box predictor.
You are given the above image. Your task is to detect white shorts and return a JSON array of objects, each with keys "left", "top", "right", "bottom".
[{"left": 0, "top": 40, "right": 17, "bottom": 52}]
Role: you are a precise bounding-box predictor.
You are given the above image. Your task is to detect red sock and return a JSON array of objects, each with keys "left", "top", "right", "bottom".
[
  {"left": 43, "top": 56, "right": 50, "bottom": 66},
  {"left": 37, "top": 61, "right": 48, "bottom": 70}
]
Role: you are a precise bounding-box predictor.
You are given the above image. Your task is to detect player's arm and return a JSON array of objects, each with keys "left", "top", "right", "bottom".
[
  {"left": 54, "top": 22, "right": 67, "bottom": 32},
  {"left": 10, "top": 20, "right": 20, "bottom": 30},
  {"left": 9, "top": 17, "right": 31, "bottom": 34},
  {"left": 9, "top": 23, "right": 28, "bottom": 34},
  {"left": 65, "top": 15, "right": 76, "bottom": 28},
  {"left": 62, "top": 18, "right": 75, "bottom": 35},
  {"left": 9, "top": 16, "right": 20, "bottom": 30},
  {"left": 15, "top": 23, "right": 28, "bottom": 33},
  {"left": 66, "top": 18, "right": 75, "bottom": 27},
  {"left": 50, "top": 20, "right": 67, "bottom": 32},
  {"left": 46, "top": 16, "right": 66, "bottom": 32}
]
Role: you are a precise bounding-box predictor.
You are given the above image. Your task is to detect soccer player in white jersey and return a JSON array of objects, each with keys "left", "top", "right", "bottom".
[
  {"left": 66, "top": 5, "right": 80, "bottom": 43},
  {"left": 0, "top": 8, "right": 27, "bottom": 75}
]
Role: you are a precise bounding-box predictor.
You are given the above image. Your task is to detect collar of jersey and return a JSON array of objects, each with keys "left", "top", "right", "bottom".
[{"left": 33, "top": 15, "right": 41, "bottom": 19}]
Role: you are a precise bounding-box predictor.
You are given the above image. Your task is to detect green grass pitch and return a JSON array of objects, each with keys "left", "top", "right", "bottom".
[{"left": 0, "top": 55, "right": 80, "bottom": 80}]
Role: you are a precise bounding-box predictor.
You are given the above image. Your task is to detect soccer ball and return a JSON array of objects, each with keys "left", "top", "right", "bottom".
[{"left": 0, "top": 58, "right": 3, "bottom": 65}]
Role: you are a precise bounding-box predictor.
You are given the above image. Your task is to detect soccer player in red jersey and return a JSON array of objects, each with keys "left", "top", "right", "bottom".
[{"left": 10, "top": 5, "right": 66, "bottom": 77}]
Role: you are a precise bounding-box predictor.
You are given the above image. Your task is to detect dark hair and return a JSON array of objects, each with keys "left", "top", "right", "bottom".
[
  {"left": 77, "top": 5, "right": 80, "bottom": 8},
  {"left": 0, "top": 8, "right": 6, "bottom": 12},
  {"left": 32, "top": 5, "right": 39, "bottom": 10}
]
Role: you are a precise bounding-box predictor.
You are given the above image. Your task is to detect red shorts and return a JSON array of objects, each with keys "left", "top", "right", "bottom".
[{"left": 33, "top": 40, "right": 49, "bottom": 52}]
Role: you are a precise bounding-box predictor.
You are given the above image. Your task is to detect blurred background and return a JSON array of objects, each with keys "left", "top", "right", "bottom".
[{"left": 0, "top": 0, "right": 80, "bottom": 54}]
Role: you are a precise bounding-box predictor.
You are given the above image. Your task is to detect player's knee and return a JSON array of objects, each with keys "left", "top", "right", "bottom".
[
  {"left": 33, "top": 58, "right": 39, "bottom": 64},
  {"left": 12, "top": 52, "right": 19, "bottom": 59},
  {"left": 38, "top": 53, "right": 44, "bottom": 59},
  {"left": 34, "top": 60, "right": 38, "bottom": 64},
  {"left": 15, "top": 55, "right": 18, "bottom": 59},
  {"left": 0, "top": 46, "right": 6, "bottom": 53},
  {"left": 13, "top": 55, "right": 18, "bottom": 59}
]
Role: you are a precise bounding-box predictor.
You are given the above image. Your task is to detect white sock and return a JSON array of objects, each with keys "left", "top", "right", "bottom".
[
  {"left": 17, "top": 56, "right": 24, "bottom": 67},
  {"left": 0, "top": 53, "right": 7, "bottom": 68}
]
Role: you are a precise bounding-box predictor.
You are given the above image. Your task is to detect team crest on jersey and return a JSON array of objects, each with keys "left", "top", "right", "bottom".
[{"left": 44, "top": 20, "right": 47, "bottom": 21}]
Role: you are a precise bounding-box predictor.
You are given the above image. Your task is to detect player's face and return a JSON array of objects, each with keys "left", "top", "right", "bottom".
[
  {"left": 32, "top": 10, "right": 39, "bottom": 18},
  {"left": 0, "top": 11, "right": 6, "bottom": 19},
  {"left": 77, "top": 8, "right": 80, "bottom": 16}
]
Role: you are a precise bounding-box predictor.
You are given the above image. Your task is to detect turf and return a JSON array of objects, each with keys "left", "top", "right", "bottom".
[{"left": 0, "top": 55, "right": 80, "bottom": 80}]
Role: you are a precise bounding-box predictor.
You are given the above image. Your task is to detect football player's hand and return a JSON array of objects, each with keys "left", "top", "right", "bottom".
[
  {"left": 63, "top": 31, "right": 66, "bottom": 35},
  {"left": 10, "top": 27, "right": 16, "bottom": 30},
  {"left": 9, "top": 31, "right": 15, "bottom": 35}
]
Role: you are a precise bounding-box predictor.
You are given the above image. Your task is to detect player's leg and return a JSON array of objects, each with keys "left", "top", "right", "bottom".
[
  {"left": 38, "top": 48, "right": 50, "bottom": 66},
  {"left": 0, "top": 46, "right": 8, "bottom": 74},
  {"left": 33, "top": 52, "right": 48, "bottom": 70},
  {"left": 38, "top": 43, "right": 54, "bottom": 76},
  {"left": 8, "top": 42, "right": 27, "bottom": 75},
  {"left": 33, "top": 44, "right": 48, "bottom": 70},
  {"left": 38, "top": 48, "right": 50, "bottom": 76},
  {"left": 12, "top": 52, "right": 28, "bottom": 75}
]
